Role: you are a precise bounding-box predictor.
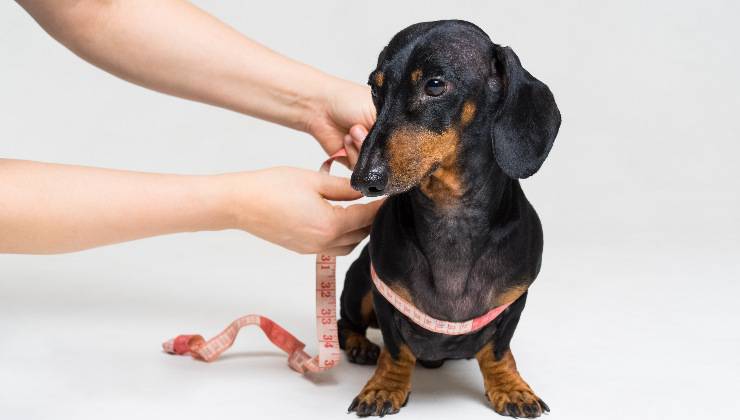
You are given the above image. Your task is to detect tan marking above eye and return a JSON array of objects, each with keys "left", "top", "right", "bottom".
[
  {"left": 374, "top": 72, "right": 384, "bottom": 87},
  {"left": 461, "top": 101, "right": 477, "bottom": 127},
  {"left": 410, "top": 69, "right": 423, "bottom": 83}
]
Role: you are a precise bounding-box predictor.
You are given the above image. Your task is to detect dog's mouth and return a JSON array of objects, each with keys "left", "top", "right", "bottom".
[
  {"left": 365, "top": 186, "right": 385, "bottom": 197},
  {"left": 382, "top": 162, "right": 441, "bottom": 197}
]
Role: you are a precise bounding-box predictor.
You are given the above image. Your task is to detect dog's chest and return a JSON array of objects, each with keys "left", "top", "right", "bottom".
[
  {"left": 371, "top": 193, "right": 534, "bottom": 322},
  {"left": 405, "top": 214, "right": 504, "bottom": 321},
  {"left": 407, "top": 249, "right": 499, "bottom": 321}
]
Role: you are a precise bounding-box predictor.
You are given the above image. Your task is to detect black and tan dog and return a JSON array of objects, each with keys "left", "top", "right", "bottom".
[{"left": 338, "top": 20, "right": 560, "bottom": 417}]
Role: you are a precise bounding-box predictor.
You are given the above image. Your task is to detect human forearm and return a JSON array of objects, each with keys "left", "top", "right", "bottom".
[
  {"left": 17, "top": 0, "right": 336, "bottom": 132},
  {"left": 17, "top": 0, "right": 375, "bottom": 156},
  {"left": 0, "top": 159, "right": 230, "bottom": 254},
  {"left": 0, "top": 159, "right": 381, "bottom": 255}
]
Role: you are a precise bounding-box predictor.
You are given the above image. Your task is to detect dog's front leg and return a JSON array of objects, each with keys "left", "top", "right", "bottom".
[
  {"left": 476, "top": 344, "right": 549, "bottom": 418},
  {"left": 348, "top": 345, "right": 416, "bottom": 417}
]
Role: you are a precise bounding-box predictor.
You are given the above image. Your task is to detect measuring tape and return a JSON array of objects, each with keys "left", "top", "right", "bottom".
[
  {"left": 162, "top": 151, "right": 347, "bottom": 374},
  {"left": 370, "top": 264, "right": 512, "bottom": 335}
]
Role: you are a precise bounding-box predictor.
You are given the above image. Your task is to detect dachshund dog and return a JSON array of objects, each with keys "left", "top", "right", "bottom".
[{"left": 339, "top": 20, "right": 561, "bottom": 417}]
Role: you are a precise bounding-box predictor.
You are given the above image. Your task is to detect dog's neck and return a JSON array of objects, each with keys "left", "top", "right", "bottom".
[
  {"left": 400, "top": 135, "right": 518, "bottom": 296},
  {"left": 408, "top": 158, "right": 514, "bottom": 240}
]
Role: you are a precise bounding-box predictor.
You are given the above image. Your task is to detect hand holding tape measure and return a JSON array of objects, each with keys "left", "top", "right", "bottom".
[{"left": 163, "top": 150, "right": 351, "bottom": 373}]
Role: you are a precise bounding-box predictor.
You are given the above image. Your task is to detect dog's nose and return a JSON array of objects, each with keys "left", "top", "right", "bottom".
[{"left": 352, "top": 168, "right": 388, "bottom": 197}]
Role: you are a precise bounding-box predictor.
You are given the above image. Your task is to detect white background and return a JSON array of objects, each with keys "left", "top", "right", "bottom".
[{"left": 1, "top": 1, "right": 739, "bottom": 419}]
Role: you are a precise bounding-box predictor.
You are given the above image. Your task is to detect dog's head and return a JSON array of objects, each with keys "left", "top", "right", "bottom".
[{"left": 351, "top": 20, "right": 561, "bottom": 198}]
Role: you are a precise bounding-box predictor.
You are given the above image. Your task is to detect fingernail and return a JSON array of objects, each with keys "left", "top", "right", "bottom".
[{"left": 350, "top": 125, "right": 368, "bottom": 142}]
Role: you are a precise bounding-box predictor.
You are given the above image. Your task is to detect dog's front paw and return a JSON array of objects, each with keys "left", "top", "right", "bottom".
[
  {"left": 348, "top": 388, "right": 410, "bottom": 417},
  {"left": 348, "top": 346, "right": 415, "bottom": 417},
  {"left": 344, "top": 333, "right": 380, "bottom": 365},
  {"left": 476, "top": 346, "right": 549, "bottom": 418},
  {"left": 484, "top": 388, "right": 549, "bottom": 418}
]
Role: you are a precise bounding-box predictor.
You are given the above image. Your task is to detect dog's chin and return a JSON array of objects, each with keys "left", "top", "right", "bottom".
[
  {"left": 382, "top": 184, "right": 413, "bottom": 196},
  {"left": 384, "top": 164, "right": 441, "bottom": 196}
]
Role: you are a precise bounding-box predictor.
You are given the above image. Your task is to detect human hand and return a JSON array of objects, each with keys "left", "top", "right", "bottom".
[
  {"left": 342, "top": 125, "right": 370, "bottom": 168},
  {"left": 221, "top": 166, "right": 383, "bottom": 255},
  {"left": 305, "top": 79, "right": 375, "bottom": 168}
]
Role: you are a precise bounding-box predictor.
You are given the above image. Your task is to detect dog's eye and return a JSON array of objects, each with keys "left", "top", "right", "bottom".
[{"left": 424, "top": 79, "right": 446, "bottom": 97}]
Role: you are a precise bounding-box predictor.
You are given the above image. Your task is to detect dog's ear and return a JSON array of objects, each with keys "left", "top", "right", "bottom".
[{"left": 489, "top": 46, "right": 561, "bottom": 179}]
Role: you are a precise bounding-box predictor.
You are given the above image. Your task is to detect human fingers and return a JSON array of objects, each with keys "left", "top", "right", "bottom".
[
  {"left": 335, "top": 153, "right": 351, "bottom": 169},
  {"left": 317, "top": 173, "right": 363, "bottom": 201},
  {"left": 344, "top": 134, "right": 360, "bottom": 169},
  {"left": 320, "top": 245, "right": 356, "bottom": 256},
  {"left": 333, "top": 199, "right": 384, "bottom": 234},
  {"left": 349, "top": 125, "right": 368, "bottom": 146},
  {"left": 329, "top": 226, "right": 371, "bottom": 248}
]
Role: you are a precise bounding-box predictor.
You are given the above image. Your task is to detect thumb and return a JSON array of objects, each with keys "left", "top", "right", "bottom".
[
  {"left": 349, "top": 125, "right": 369, "bottom": 147},
  {"left": 333, "top": 199, "right": 385, "bottom": 233},
  {"left": 317, "top": 173, "right": 363, "bottom": 201}
]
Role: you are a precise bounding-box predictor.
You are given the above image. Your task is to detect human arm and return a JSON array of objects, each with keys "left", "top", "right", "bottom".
[
  {"left": 15, "top": 0, "right": 374, "bottom": 156},
  {"left": 0, "top": 159, "right": 380, "bottom": 255}
]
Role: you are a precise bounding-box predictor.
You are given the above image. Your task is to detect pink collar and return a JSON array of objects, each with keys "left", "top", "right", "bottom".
[{"left": 370, "top": 264, "right": 512, "bottom": 335}]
